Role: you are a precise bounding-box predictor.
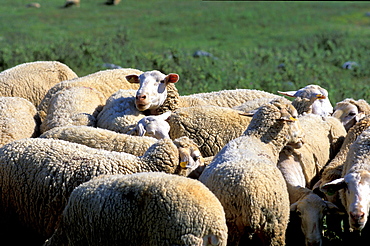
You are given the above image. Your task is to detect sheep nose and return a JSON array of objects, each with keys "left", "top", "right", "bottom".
[
  {"left": 350, "top": 211, "right": 365, "bottom": 221},
  {"left": 136, "top": 95, "right": 146, "bottom": 101},
  {"left": 307, "top": 241, "right": 321, "bottom": 246}
]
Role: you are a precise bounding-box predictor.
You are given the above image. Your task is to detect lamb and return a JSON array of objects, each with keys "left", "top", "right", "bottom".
[
  {"left": 37, "top": 68, "right": 142, "bottom": 121},
  {"left": 43, "top": 172, "right": 228, "bottom": 246},
  {"left": 331, "top": 98, "right": 370, "bottom": 132},
  {"left": 278, "top": 84, "right": 333, "bottom": 117},
  {"left": 278, "top": 147, "right": 340, "bottom": 246},
  {"left": 0, "top": 97, "right": 40, "bottom": 146},
  {"left": 130, "top": 106, "right": 253, "bottom": 158},
  {"left": 26, "top": 2, "right": 41, "bottom": 8},
  {"left": 127, "top": 111, "right": 171, "bottom": 139},
  {"left": 0, "top": 61, "right": 78, "bottom": 107},
  {"left": 199, "top": 97, "right": 304, "bottom": 246},
  {"left": 39, "top": 125, "right": 158, "bottom": 156},
  {"left": 40, "top": 86, "right": 106, "bottom": 133},
  {"left": 0, "top": 136, "right": 204, "bottom": 244},
  {"left": 105, "top": 0, "right": 121, "bottom": 5},
  {"left": 321, "top": 126, "right": 370, "bottom": 232}
]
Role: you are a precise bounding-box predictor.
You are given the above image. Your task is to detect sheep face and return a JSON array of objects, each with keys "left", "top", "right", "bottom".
[
  {"left": 126, "top": 71, "right": 179, "bottom": 112},
  {"left": 321, "top": 171, "right": 370, "bottom": 231},
  {"left": 290, "top": 193, "right": 339, "bottom": 246},
  {"left": 281, "top": 104, "right": 304, "bottom": 149},
  {"left": 173, "top": 136, "right": 205, "bottom": 177},
  {"left": 129, "top": 111, "right": 172, "bottom": 139},
  {"left": 332, "top": 100, "right": 365, "bottom": 132}
]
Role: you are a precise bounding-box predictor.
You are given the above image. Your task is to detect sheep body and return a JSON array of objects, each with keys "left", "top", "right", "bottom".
[
  {"left": 38, "top": 68, "right": 142, "bottom": 121},
  {"left": 199, "top": 98, "right": 304, "bottom": 245},
  {"left": 0, "top": 97, "right": 40, "bottom": 146},
  {"left": 44, "top": 172, "right": 228, "bottom": 246},
  {"left": 40, "top": 86, "right": 106, "bottom": 133},
  {"left": 96, "top": 89, "right": 144, "bottom": 133},
  {"left": 40, "top": 125, "right": 158, "bottom": 156},
  {"left": 168, "top": 106, "right": 252, "bottom": 157},
  {"left": 0, "top": 136, "right": 203, "bottom": 242},
  {"left": 0, "top": 61, "right": 78, "bottom": 107}
]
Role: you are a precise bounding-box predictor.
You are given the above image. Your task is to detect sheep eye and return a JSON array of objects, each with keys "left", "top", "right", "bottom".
[
  {"left": 348, "top": 112, "right": 356, "bottom": 116},
  {"left": 193, "top": 155, "right": 200, "bottom": 161}
]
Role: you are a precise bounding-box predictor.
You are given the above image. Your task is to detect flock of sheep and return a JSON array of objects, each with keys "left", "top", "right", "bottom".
[
  {"left": 0, "top": 60, "right": 369, "bottom": 246},
  {"left": 26, "top": 0, "right": 121, "bottom": 8}
]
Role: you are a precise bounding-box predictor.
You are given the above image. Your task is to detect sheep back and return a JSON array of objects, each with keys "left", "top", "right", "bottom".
[
  {"left": 40, "top": 86, "right": 106, "bottom": 133},
  {"left": 0, "top": 97, "right": 40, "bottom": 146},
  {"left": 40, "top": 125, "right": 157, "bottom": 156},
  {"left": 168, "top": 105, "right": 252, "bottom": 157},
  {"left": 44, "top": 172, "right": 228, "bottom": 246},
  {"left": 0, "top": 61, "right": 78, "bottom": 107},
  {"left": 38, "top": 68, "right": 142, "bottom": 121},
  {"left": 96, "top": 89, "right": 144, "bottom": 133}
]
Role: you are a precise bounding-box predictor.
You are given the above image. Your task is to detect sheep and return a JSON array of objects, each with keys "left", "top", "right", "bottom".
[
  {"left": 0, "top": 61, "right": 78, "bottom": 107},
  {"left": 127, "top": 111, "right": 171, "bottom": 139},
  {"left": 40, "top": 86, "right": 106, "bottom": 133},
  {"left": 0, "top": 97, "right": 40, "bottom": 146},
  {"left": 63, "top": 0, "right": 80, "bottom": 7},
  {"left": 0, "top": 136, "right": 204, "bottom": 244},
  {"left": 320, "top": 126, "right": 370, "bottom": 233},
  {"left": 37, "top": 68, "right": 142, "bottom": 122},
  {"left": 278, "top": 147, "right": 340, "bottom": 246},
  {"left": 130, "top": 106, "right": 253, "bottom": 158},
  {"left": 39, "top": 125, "right": 158, "bottom": 156},
  {"left": 278, "top": 84, "right": 333, "bottom": 117},
  {"left": 331, "top": 98, "right": 370, "bottom": 132},
  {"left": 125, "top": 70, "right": 281, "bottom": 116},
  {"left": 199, "top": 97, "right": 304, "bottom": 246},
  {"left": 26, "top": 2, "right": 41, "bottom": 8},
  {"left": 43, "top": 172, "right": 228, "bottom": 246},
  {"left": 105, "top": 0, "right": 121, "bottom": 5}
]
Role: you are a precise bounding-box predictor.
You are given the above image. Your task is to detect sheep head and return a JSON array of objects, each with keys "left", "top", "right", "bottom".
[
  {"left": 290, "top": 190, "right": 341, "bottom": 246},
  {"left": 126, "top": 70, "right": 179, "bottom": 113},
  {"left": 278, "top": 84, "right": 333, "bottom": 117},
  {"left": 332, "top": 98, "right": 369, "bottom": 132},
  {"left": 245, "top": 98, "right": 304, "bottom": 150},
  {"left": 128, "top": 111, "right": 172, "bottom": 140}
]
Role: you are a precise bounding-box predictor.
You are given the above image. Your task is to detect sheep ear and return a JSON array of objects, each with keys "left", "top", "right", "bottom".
[
  {"left": 128, "top": 122, "right": 146, "bottom": 136},
  {"left": 320, "top": 178, "right": 346, "bottom": 195},
  {"left": 290, "top": 202, "right": 298, "bottom": 212},
  {"left": 164, "top": 73, "right": 179, "bottom": 84},
  {"left": 238, "top": 111, "right": 255, "bottom": 117},
  {"left": 278, "top": 90, "right": 297, "bottom": 98},
  {"left": 325, "top": 201, "right": 344, "bottom": 215},
  {"left": 126, "top": 74, "right": 140, "bottom": 83}
]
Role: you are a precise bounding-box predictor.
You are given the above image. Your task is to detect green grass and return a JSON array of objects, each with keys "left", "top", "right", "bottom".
[{"left": 0, "top": 0, "right": 370, "bottom": 102}]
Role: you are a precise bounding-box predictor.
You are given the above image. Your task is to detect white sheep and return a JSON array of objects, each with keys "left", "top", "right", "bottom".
[
  {"left": 0, "top": 61, "right": 78, "bottom": 107},
  {"left": 39, "top": 125, "right": 158, "bottom": 156},
  {"left": 0, "top": 97, "right": 40, "bottom": 146},
  {"left": 127, "top": 111, "right": 172, "bottom": 139},
  {"left": 0, "top": 136, "right": 204, "bottom": 244},
  {"left": 331, "top": 98, "right": 370, "bottom": 131},
  {"left": 37, "top": 68, "right": 142, "bottom": 121},
  {"left": 321, "top": 126, "right": 370, "bottom": 232},
  {"left": 199, "top": 97, "right": 304, "bottom": 245},
  {"left": 40, "top": 86, "right": 106, "bottom": 133},
  {"left": 278, "top": 84, "right": 333, "bottom": 117},
  {"left": 44, "top": 172, "right": 228, "bottom": 246}
]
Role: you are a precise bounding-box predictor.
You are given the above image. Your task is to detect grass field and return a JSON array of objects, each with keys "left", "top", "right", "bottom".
[{"left": 1, "top": 1, "right": 370, "bottom": 103}]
